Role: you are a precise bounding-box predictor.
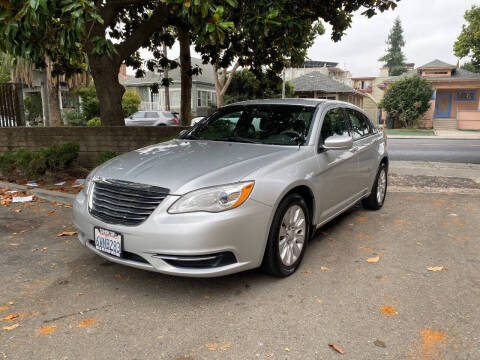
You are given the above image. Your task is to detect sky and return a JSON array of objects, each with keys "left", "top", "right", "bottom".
[
  {"left": 308, "top": 0, "right": 477, "bottom": 77},
  {"left": 136, "top": 0, "right": 476, "bottom": 77}
]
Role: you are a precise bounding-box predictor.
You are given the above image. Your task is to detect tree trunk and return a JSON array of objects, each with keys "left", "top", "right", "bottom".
[
  {"left": 178, "top": 28, "right": 192, "bottom": 126},
  {"left": 163, "top": 41, "right": 170, "bottom": 111},
  {"left": 88, "top": 54, "right": 125, "bottom": 126},
  {"left": 213, "top": 61, "right": 239, "bottom": 108},
  {"left": 48, "top": 77, "right": 62, "bottom": 126}
]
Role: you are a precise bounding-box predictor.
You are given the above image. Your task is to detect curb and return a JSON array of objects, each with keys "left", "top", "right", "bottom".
[{"left": 0, "top": 181, "right": 76, "bottom": 204}]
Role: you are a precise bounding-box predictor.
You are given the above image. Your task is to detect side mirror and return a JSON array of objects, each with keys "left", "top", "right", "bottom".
[
  {"left": 179, "top": 129, "right": 188, "bottom": 137},
  {"left": 323, "top": 135, "right": 353, "bottom": 151}
]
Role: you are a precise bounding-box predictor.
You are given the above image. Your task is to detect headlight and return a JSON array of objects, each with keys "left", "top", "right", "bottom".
[
  {"left": 82, "top": 167, "right": 97, "bottom": 195},
  {"left": 168, "top": 181, "right": 254, "bottom": 214}
]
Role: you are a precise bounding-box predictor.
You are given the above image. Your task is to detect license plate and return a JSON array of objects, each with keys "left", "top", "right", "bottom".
[{"left": 94, "top": 227, "right": 122, "bottom": 258}]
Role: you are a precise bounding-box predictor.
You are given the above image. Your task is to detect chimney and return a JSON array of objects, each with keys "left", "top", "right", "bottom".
[{"left": 119, "top": 64, "right": 127, "bottom": 79}]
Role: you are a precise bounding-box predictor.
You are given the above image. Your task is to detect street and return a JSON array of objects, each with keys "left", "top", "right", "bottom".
[
  {"left": 388, "top": 138, "right": 480, "bottom": 164},
  {"left": 1, "top": 183, "right": 479, "bottom": 359}
]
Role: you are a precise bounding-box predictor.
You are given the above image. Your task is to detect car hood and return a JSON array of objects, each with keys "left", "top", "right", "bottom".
[{"left": 94, "top": 139, "right": 297, "bottom": 194}]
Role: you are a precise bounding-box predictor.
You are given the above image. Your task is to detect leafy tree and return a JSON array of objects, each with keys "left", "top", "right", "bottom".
[
  {"left": 224, "top": 69, "right": 294, "bottom": 104},
  {"left": 380, "top": 75, "right": 432, "bottom": 128},
  {"left": 461, "top": 61, "right": 480, "bottom": 73},
  {"left": 379, "top": 17, "right": 407, "bottom": 76},
  {"left": 454, "top": 5, "right": 480, "bottom": 71}
]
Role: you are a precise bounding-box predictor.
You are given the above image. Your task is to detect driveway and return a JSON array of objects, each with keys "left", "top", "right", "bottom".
[{"left": 1, "top": 189, "right": 479, "bottom": 359}]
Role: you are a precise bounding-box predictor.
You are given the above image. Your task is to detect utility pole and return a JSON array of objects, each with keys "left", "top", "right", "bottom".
[
  {"left": 163, "top": 41, "right": 170, "bottom": 111},
  {"left": 281, "top": 68, "right": 286, "bottom": 99}
]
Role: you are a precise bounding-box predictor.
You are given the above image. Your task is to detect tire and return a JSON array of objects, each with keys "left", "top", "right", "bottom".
[
  {"left": 362, "top": 162, "right": 388, "bottom": 210},
  {"left": 263, "top": 193, "right": 310, "bottom": 277}
]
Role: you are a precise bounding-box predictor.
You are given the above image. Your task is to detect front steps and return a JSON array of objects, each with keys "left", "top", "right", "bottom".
[{"left": 433, "top": 118, "right": 457, "bottom": 130}]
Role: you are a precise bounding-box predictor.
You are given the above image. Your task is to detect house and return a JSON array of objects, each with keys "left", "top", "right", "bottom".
[
  {"left": 119, "top": 57, "right": 216, "bottom": 116},
  {"left": 290, "top": 71, "right": 366, "bottom": 114},
  {"left": 381, "top": 60, "right": 480, "bottom": 130},
  {"left": 285, "top": 60, "right": 352, "bottom": 87}
]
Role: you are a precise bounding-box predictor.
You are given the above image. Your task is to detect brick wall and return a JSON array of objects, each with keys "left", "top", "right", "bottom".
[{"left": 0, "top": 126, "right": 189, "bottom": 167}]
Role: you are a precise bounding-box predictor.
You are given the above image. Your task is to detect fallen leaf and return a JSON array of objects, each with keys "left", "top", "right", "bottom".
[
  {"left": 316, "top": 298, "right": 323, "bottom": 304},
  {"left": 77, "top": 292, "right": 83, "bottom": 296},
  {"left": 357, "top": 216, "right": 367, "bottom": 223},
  {"left": 265, "top": 353, "right": 274, "bottom": 358},
  {"left": 427, "top": 266, "right": 447, "bottom": 272},
  {"left": 2, "top": 323, "right": 19, "bottom": 331},
  {"left": 374, "top": 339, "right": 386, "bottom": 348},
  {"left": 56, "top": 231, "right": 77, "bottom": 237},
  {"left": 3, "top": 313, "right": 23, "bottom": 321},
  {"left": 205, "top": 343, "right": 217, "bottom": 351},
  {"left": 328, "top": 343, "right": 345, "bottom": 354},
  {"left": 394, "top": 219, "right": 406, "bottom": 225},
  {"left": 380, "top": 305, "right": 399, "bottom": 316},
  {"left": 320, "top": 266, "right": 331, "bottom": 272},
  {"left": 77, "top": 318, "right": 96, "bottom": 327},
  {"left": 284, "top": 347, "right": 290, "bottom": 352},
  {"left": 219, "top": 343, "right": 231, "bottom": 351},
  {"left": 47, "top": 210, "right": 56, "bottom": 215},
  {"left": 367, "top": 256, "right": 380, "bottom": 263},
  {"left": 13, "top": 208, "right": 22, "bottom": 213},
  {"left": 303, "top": 270, "right": 311, "bottom": 274},
  {"left": 37, "top": 325, "right": 57, "bottom": 335}
]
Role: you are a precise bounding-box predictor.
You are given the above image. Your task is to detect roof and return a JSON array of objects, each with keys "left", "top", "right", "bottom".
[
  {"left": 120, "top": 58, "right": 215, "bottom": 86},
  {"left": 301, "top": 60, "right": 338, "bottom": 68},
  {"left": 290, "top": 71, "right": 358, "bottom": 93},
  {"left": 418, "top": 59, "right": 456, "bottom": 69},
  {"left": 386, "top": 67, "right": 480, "bottom": 82}
]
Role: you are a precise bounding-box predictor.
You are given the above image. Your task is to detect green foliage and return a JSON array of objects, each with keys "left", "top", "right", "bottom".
[
  {"left": 454, "top": 5, "right": 480, "bottom": 70},
  {"left": 225, "top": 69, "right": 295, "bottom": 104},
  {"left": 96, "top": 151, "right": 118, "bottom": 165},
  {"left": 76, "top": 86, "right": 100, "bottom": 120},
  {"left": 380, "top": 75, "right": 433, "bottom": 128},
  {"left": 87, "top": 117, "right": 101, "bottom": 127},
  {"left": 0, "top": 142, "right": 80, "bottom": 178},
  {"left": 23, "top": 93, "right": 43, "bottom": 126},
  {"left": 122, "top": 90, "right": 141, "bottom": 117},
  {"left": 461, "top": 61, "right": 480, "bottom": 73},
  {"left": 379, "top": 17, "right": 407, "bottom": 76},
  {"left": 63, "top": 109, "right": 86, "bottom": 126}
]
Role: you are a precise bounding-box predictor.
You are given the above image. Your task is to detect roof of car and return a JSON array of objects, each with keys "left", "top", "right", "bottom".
[{"left": 225, "top": 98, "right": 327, "bottom": 107}]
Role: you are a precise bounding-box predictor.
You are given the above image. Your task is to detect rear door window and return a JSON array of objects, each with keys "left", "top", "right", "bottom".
[
  {"left": 320, "top": 107, "right": 350, "bottom": 144},
  {"left": 146, "top": 112, "right": 160, "bottom": 118}
]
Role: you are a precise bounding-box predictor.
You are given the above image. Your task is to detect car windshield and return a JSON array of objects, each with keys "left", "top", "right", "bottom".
[{"left": 184, "top": 105, "right": 316, "bottom": 146}]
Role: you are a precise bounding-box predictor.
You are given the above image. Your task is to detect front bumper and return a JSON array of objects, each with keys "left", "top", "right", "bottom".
[{"left": 73, "top": 190, "right": 273, "bottom": 277}]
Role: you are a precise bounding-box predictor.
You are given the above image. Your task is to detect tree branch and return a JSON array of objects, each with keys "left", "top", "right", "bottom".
[
  {"left": 115, "top": 3, "right": 170, "bottom": 61},
  {"left": 220, "top": 60, "right": 240, "bottom": 96}
]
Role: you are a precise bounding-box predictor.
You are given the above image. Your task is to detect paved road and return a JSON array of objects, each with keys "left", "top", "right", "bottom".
[
  {"left": 388, "top": 138, "right": 480, "bottom": 164},
  {"left": 1, "top": 188, "right": 480, "bottom": 359}
]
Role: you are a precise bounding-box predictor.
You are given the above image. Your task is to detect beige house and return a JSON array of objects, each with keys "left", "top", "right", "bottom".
[{"left": 285, "top": 61, "right": 352, "bottom": 87}]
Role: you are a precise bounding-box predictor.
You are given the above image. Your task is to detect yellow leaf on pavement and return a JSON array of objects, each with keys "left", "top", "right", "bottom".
[
  {"left": 367, "top": 256, "right": 380, "bottom": 263},
  {"left": 56, "top": 231, "right": 77, "bottom": 237},
  {"left": 3, "top": 323, "right": 19, "bottom": 331},
  {"left": 427, "top": 266, "right": 447, "bottom": 272},
  {"left": 37, "top": 325, "right": 57, "bottom": 335}
]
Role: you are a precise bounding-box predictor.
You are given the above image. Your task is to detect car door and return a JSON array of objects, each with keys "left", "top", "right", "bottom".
[
  {"left": 345, "top": 108, "right": 378, "bottom": 195},
  {"left": 314, "top": 106, "right": 360, "bottom": 222},
  {"left": 145, "top": 111, "right": 160, "bottom": 125}
]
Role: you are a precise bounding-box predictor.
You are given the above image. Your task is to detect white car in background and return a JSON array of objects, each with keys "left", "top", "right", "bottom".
[
  {"left": 190, "top": 116, "right": 204, "bottom": 126},
  {"left": 125, "top": 111, "right": 179, "bottom": 126}
]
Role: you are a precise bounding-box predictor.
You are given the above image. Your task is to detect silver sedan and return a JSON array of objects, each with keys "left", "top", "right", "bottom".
[{"left": 73, "top": 99, "right": 388, "bottom": 277}]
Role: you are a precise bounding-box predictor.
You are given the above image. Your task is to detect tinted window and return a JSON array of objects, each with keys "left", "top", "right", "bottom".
[
  {"left": 146, "top": 112, "right": 160, "bottom": 118},
  {"left": 346, "top": 109, "right": 370, "bottom": 140},
  {"left": 187, "top": 105, "right": 315, "bottom": 146},
  {"left": 131, "top": 112, "right": 145, "bottom": 119},
  {"left": 162, "top": 111, "right": 174, "bottom": 117},
  {"left": 320, "top": 107, "right": 350, "bottom": 143}
]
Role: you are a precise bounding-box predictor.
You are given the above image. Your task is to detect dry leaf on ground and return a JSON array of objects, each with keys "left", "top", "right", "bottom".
[
  {"left": 3, "top": 323, "right": 19, "bottom": 331},
  {"left": 366, "top": 256, "right": 380, "bottom": 263},
  {"left": 77, "top": 318, "right": 96, "bottom": 327},
  {"left": 380, "top": 305, "right": 399, "bottom": 316},
  {"left": 205, "top": 343, "right": 218, "bottom": 351},
  {"left": 3, "top": 313, "right": 23, "bottom": 321},
  {"left": 37, "top": 325, "right": 58, "bottom": 335},
  {"left": 427, "top": 266, "right": 447, "bottom": 272},
  {"left": 328, "top": 343, "right": 345, "bottom": 354},
  {"left": 56, "top": 231, "right": 77, "bottom": 237},
  {"left": 320, "top": 266, "right": 331, "bottom": 271}
]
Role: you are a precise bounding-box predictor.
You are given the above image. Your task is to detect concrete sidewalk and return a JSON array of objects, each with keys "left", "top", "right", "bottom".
[{"left": 386, "top": 129, "right": 480, "bottom": 140}]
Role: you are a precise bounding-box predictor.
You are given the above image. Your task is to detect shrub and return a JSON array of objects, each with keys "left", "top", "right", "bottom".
[
  {"left": 122, "top": 90, "right": 141, "bottom": 117},
  {"left": 96, "top": 151, "right": 118, "bottom": 165},
  {"left": 380, "top": 75, "right": 433, "bottom": 128},
  {"left": 64, "top": 109, "right": 87, "bottom": 126},
  {"left": 87, "top": 117, "right": 101, "bottom": 126},
  {"left": 76, "top": 86, "right": 100, "bottom": 120},
  {"left": 0, "top": 142, "right": 80, "bottom": 178},
  {"left": 24, "top": 93, "right": 43, "bottom": 126}
]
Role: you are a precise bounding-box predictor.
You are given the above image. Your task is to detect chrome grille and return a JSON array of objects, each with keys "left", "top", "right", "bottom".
[{"left": 89, "top": 180, "right": 169, "bottom": 226}]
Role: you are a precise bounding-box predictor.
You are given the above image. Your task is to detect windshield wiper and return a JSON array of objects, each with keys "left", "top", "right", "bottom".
[
  {"left": 181, "top": 134, "right": 199, "bottom": 140},
  {"left": 210, "top": 136, "right": 258, "bottom": 144}
]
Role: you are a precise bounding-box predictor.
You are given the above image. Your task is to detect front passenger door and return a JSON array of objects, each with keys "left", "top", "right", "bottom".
[{"left": 314, "top": 107, "right": 359, "bottom": 222}]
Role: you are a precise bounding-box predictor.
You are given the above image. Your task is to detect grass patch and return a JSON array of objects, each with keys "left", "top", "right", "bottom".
[{"left": 383, "top": 129, "right": 435, "bottom": 136}]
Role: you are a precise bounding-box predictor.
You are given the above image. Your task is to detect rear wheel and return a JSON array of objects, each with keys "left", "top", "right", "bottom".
[
  {"left": 362, "top": 162, "right": 388, "bottom": 210},
  {"left": 263, "top": 194, "right": 310, "bottom": 277}
]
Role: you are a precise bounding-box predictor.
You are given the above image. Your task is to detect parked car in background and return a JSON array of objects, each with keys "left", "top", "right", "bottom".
[
  {"left": 74, "top": 99, "right": 388, "bottom": 278},
  {"left": 124, "top": 110, "right": 179, "bottom": 126},
  {"left": 190, "top": 116, "right": 204, "bottom": 126}
]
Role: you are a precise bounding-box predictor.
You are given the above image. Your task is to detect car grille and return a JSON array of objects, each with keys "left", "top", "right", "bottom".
[{"left": 89, "top": 179, "right": 169, "bottom": 226}]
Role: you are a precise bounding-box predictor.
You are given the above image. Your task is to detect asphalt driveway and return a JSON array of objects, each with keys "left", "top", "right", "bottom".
[{"left": 1, "top": 190, "right": 479, "bottom": 359}]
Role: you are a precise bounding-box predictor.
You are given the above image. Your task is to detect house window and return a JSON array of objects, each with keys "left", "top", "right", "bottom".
[
  {"left": 456, "top": 90, "right": 476, "bottom": 101},
  {"left": 170, "top": 91, "right": 181, "bottom": 107},
  {"left": 197, "top": 90, "right": 215, "bottom": 107}
]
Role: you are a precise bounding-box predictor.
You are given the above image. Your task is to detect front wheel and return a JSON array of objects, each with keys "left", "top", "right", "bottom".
[
  {"left": 263, "top": 194, "right": 310, "bottom": 277},
  {"left": 362, "top": 162, "right": 388, "bottom": 210}
]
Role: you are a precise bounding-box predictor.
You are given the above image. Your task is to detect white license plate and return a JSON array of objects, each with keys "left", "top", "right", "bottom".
[{"left": 94, "top": 227, "right": 122, "bottom": 258}]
